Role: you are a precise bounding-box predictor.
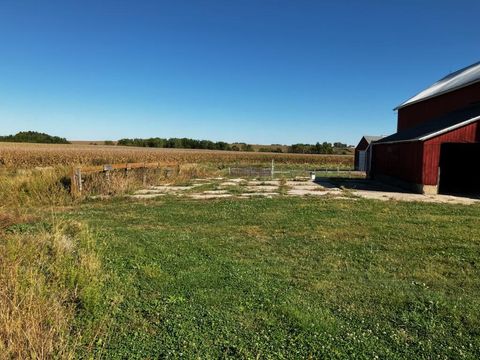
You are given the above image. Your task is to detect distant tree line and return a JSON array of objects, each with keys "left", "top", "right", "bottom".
[
  {"left": 0, "top": 131, "right": 349, "bottom": 155},
  {"left": 258, "top": 147, "right": 283, "bottom": 153},
  {"left": 0, "top": 131, "right": 70, "bottom": 144},
  {"left": 230, "top": 143, "right": 254, "bottom": 152},
  {"left": 287, "top": 142, "right": 334, "bottom": 154},
  {"left": 117, "top": 137, "right": 233, "bottom": 151},
  {"left": 117, "top": 137, "right": 341, "bottom": 154}
]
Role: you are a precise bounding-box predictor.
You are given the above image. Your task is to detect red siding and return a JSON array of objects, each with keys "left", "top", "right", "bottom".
[
  {"left": 422, "top": 121, "right": 479, "bottom": 185},
  {"left": 397, "top": 82, "right": 480, "bottom": 131},
  {"left": 371, "top": 142, "right": 424, "bottom": 184}
]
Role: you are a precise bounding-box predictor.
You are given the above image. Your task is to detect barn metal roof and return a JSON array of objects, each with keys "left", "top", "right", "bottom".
[
  {"left": 395, "top": 61, "right": 480, "bottom": 110},
  {"left": 375, "top": 103, "right": 480, "bottom": 145}
]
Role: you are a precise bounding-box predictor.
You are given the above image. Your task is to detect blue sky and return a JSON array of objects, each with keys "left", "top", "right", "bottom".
[{"left": 0, "top": 0, "right": 479, "bottom": 145}]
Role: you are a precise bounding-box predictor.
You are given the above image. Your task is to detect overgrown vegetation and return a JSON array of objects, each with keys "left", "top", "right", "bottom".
[
  {"left": 0, "top": 168, "right": 72, "bottom": 207},
  {"left": 0, "top": 131, "right": 70, "bottom": 144},
  {"left": 0, "top": 214, "right": 107, "bottom": 358}
]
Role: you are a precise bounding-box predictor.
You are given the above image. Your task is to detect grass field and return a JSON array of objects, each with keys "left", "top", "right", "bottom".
[
  {"left": 1, "top": 143, "right": 479, "bottom": 358},
  {"left": 54, "top": 196, "right": 479, "bottom": 358}
]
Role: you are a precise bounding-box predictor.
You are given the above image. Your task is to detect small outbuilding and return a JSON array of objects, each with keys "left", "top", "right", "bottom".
[
  {"left": 370, "top": 61, "right": 480, "bottom": 195},
  {"left": 354, "top": 136, "right": 382, "bottom": 171}
]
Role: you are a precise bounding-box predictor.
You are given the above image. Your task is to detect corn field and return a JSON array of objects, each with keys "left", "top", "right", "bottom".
[{"left": 0, "top": 142, "right": 353, "bottom": 169}]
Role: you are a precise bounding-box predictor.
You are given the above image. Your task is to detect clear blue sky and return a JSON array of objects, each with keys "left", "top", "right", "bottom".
[{"left": 0, "top": 0, "right": 479, "bottom": 145}]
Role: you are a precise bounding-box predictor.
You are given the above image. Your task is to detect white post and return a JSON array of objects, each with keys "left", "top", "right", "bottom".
[{"left": 77, "top": 168, "right": 82, "bottom": 192}]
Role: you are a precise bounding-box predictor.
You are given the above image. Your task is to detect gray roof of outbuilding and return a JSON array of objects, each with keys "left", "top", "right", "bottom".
[
  {"left": 375, "top": 103, "right": 480, "bottom": 145},
  {"left": 363, "top": 136, "right": 383, "bottom": 144},
  {"left": 395, "top": 61, "right": 480, "bottom": 110}
]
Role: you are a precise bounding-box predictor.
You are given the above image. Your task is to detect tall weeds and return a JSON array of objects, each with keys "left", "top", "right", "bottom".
[
  {"left": 0, "top": 216, "right": 105, "bottom": 358},
  {"left": 0, "top": 168, "right": 71, "bottom": 207}
]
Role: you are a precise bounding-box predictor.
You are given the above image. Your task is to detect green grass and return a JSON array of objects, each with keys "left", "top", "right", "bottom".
[{"left": 68, "top": 197, "right": 480, "bottom": 358}]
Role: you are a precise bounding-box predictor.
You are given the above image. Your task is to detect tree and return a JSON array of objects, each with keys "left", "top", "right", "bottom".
[{"left": 0, "top": 131, "right": 70, "bottom": 144}]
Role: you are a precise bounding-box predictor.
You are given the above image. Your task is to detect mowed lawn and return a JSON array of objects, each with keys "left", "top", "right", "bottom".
[{"left": 72, "top": 197, "right": 480, "bottom": 358}]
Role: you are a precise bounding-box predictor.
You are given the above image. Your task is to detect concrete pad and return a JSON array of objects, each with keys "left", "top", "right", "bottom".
[
  {"left": 352, "top": 190, "right": 479, "bottom": 205},
  {"left": 134, "top": 189, "right": 165, "bottom": 195},
  {"left": 287, "top": 189, "right": 331, "bottom": 196},
  {"left": 189, "top": 193, "right": 233, "bottom": 199},
  {"left": 130, "top": 193, "right": 166, "bottom": 199},
  {"left": 202, "top": 190, "right": 230, "bottom": 195},
  {"left": 285, "top": 181, "right": 315, "bottom": 187},
  {"left": 244, "top": 185, "right": 279, "bottom": 192},
  {"left": 129, "top": 177, "right": 479, "bottom": 205},
  {"left": 220, "top": 181, "right": 244, "bottom": 187},
  {"left": 228, "top": 178, "right": 247, "bottom": 183},
  {"left": 147, "top": 185, "right": 196, "bottom": 192},
  {"left": 240, "top": 192, "right": 278, "bottom": 198}
]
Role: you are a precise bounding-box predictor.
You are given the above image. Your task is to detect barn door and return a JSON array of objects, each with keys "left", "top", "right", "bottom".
[{"left": 439, "top": 143, "right": 480, "bottom": 195}]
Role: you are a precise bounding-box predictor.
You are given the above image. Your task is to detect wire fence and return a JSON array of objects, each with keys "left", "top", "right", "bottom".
[{"left": 228, "top": 162, "right": 357, "bottom": 179}]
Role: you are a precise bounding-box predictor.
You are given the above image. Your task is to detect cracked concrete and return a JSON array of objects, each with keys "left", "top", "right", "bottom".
[{"left": 129, "top": 177, "right": 478, "bottom": 204}]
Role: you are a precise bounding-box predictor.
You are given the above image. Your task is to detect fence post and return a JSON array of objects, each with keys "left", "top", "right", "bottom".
[
  {"left": 271, "top": 159, "right": 275, "bottom": 180},
  {"left": 70, "top": 168, "right": 76, "bottom": 195},
  {"left": 71, "top": 167, "right": 82, "bottom": 196}
]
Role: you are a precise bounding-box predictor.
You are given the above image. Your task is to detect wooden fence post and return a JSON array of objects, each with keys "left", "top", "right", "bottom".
[
  {"left": 142, "top": 163, "right": 147, "bottom": 186},
  {"left": 71, "top": 167, "right": 82, "bottom": 197},
  {"left": 70, "top": 168, "right": 76, "bottom": 196}
]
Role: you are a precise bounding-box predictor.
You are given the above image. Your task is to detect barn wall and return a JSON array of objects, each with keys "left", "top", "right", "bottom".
[
  {"left": 422, "top": 121, "right": 479, "bottom": 185},
  {"left": 397, "top": 82, "right": 480, "bottom": 131},
  {"left": 371, "top": 142, "right": 424, "bottom": 184}
]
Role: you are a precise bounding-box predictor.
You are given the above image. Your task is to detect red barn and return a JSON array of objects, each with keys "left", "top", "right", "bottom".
[{"left": 370, "top": 61, "right": 480, "bottom": 195}]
